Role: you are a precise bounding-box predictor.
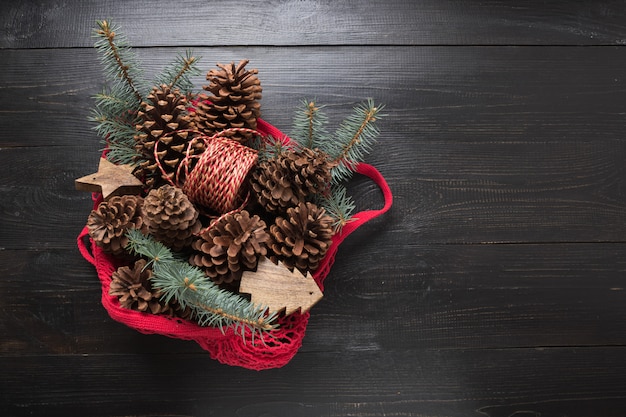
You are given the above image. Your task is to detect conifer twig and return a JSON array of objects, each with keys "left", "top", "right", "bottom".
[
  {"left": 125, "top": 230, "right": 278, "bottom": 339},
  {"left": 253, "top": 135, "right": 298, "bottom": 162},
  {"left": 93, "top": 20, "right": 144, "bottom": 102},
  {"left": 290, "top": 99, "right": 329, "bottom": 150},
  {"left": 156, "top": 50, "right": 201, "bottom": 93},
  {"left": 329, "top": 99, "right": 384, "bottom": 183},
  {"left": 317, "top": 184, "right": 356, "bottom": 232}
]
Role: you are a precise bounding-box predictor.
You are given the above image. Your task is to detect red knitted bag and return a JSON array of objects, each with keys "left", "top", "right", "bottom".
[{"left": 76, "top": 118, "right": 392, "bottom": 370}]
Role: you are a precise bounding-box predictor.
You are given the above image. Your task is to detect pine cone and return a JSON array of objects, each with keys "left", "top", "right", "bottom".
[
  {"left": 109, "top": 259, "right": 170, "bottom": 314},
  {"left": 194, "top": 60, "right": 262, "bottom": 143},
  {"left": 250, "top": 148, "right": 335, "bottom": 214},
  {"left": 170, "top": 301, "right": 194, "bottom": 321},
  {"left": 134, "top": 84, "right": 203, "bottom": 189},
  {"left": 189, "top": 210, "right": 269, "bottom": 285},
  {"left": 87, "top": 195, "right": 147, "bottom": 256},
  {"left": 143, "top": 185, "right": 202, "bottom": 251},
  {"left": 268, "top": 202, "right": 334, "bottom": 274}
]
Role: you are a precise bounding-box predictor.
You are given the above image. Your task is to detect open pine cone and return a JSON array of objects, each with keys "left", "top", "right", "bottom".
[
  {"left": 143, "top": 185, "right": 202, "bottom": 251},
  {"left": 189, "top": 210, "right": 269, "bottom": 285},
  {"left": 250, "top": 148, "right": 335, "bottom": 214},
  {"left": 194, "top": 60, "right": 262, "bottom": 143},
  {"left": 87, "top": 194, "right": 147, "bottom": 256},
  {"left": 268, "top": 201, "right": 334, "bottom": 274},
  {"left": 134, "top": 84, "right": 204, "bottom": 189},
  {"left": 109, "top": 259, "right": 171, "bottom": 314}
]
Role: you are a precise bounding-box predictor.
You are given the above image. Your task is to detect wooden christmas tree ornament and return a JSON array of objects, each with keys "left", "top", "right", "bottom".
[
  {"left": 75, "top": 158, "right": 144, "bottom": 200},
  {"left": 239, "top": 257, "right": 324, "bottom": 315}
]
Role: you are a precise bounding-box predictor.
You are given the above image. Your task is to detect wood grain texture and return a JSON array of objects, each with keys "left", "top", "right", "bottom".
[
  {"left": 2, "top": 0, "right": 626, "bottom": 48},
  {"left": 2, "top": 348, "right": 626, "bottom": 417},
  {"left": 2, "top": 1, "right": 626, "bottom": 416}
]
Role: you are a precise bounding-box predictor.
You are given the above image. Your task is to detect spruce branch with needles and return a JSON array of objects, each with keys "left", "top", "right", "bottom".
[{"left": 125, "top": 229, "right": 278, "bottom": 340}]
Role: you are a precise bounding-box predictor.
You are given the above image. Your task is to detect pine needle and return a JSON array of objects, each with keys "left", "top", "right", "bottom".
[
  {"left": 155, "top": 50, "right": 201, "bottom": 93},
  {"left": 290, "top": 99, "right": 329, "bottom": 150},
  {"left": 316, "top": 184, "right": 356, "bottom": 232},
  {"left": 91, "top": 20, "right": 146, "bottom": 165},
  {"left": 329, "top": 99, "right": 385, "bottom": 183},
  {"left": 253, "top": 135, "right": 299, "bottom": 162},
  {"left": 89, "top": 110, "right": 140, "bottom": 165},
  {"left": 92, "top": 20, "right": 146, "bottom": 102}
]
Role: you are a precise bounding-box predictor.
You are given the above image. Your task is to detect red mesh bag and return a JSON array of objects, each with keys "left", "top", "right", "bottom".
[{"left": 76, "top": 119, "right": 392, "bottom": 370}]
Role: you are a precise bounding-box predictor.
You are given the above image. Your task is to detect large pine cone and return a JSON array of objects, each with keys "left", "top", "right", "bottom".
[
  {"left": 189, "top": 210, "right": 269, "bottom": 285},
  {"left": 268, "top": 201, "right": 334, "bottom": 274},
  {"left": 250, "top": 148, "right": 335, "bottom": 214},
  {"left": 110, "top": 259, "right": 192, "bottom": 319},
  {"left": 194, "top": 60, "right": 262, "bottom": 143},
  {"left": 143, "top": 185, "right": 202, "bottom": 251},
  {"left": 109, "top": 259, "right": 171, "bottom": 314},
  {"left": 134, "top": 84, "right": 204, "bottom": 189},
  {"left": 87, "top": 195, "right": 147, "bottom": 256}
]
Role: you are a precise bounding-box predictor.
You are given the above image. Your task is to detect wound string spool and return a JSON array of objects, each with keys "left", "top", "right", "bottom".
[{"left": 155, "top": 128, "right": 260, "bottom": 215}]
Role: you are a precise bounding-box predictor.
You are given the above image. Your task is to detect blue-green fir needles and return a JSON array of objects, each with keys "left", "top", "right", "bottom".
[
  {"left": 91, "top": 20, "right": 200, "bottom": 166},
  {"left": 125, "top": 229, "right": 279, "bottom": 340}
]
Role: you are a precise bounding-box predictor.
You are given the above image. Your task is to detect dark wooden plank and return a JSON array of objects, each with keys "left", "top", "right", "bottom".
[
  {"left": 2, "top": 46, "right": 625, "bottom": 148},
  {"left": 2, "top": 243, "right": 625, "bottom": 356},
  {"left": 0, "top": 146, "right": 96, "bottom": 250},
  {"left": 2, "top": 0, "right": 626, "bottom": 48},
  {"left": 2, "top": 347, "right": 626, "bottom": 416},
  {"left": 315, "top": 240, "right": 626, "bottom": 351}
]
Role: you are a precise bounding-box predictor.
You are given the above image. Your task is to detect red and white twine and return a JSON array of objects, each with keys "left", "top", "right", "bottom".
[{"left": 154, "top": 128, "right": 260, "bottom": 216}]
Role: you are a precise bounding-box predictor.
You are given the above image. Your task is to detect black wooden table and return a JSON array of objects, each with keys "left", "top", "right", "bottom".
[{"left": 2, "top": 1, "right": 626, "bottom": 416}]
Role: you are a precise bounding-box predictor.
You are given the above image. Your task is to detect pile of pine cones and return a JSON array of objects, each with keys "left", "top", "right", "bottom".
[{"left": 86, "top": 60, "right": 335, "bottom": 316}]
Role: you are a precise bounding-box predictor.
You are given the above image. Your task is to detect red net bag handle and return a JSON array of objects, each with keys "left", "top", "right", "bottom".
[
  {"left": 332, "top": 162, "right": 393, "bottom": 242},
  {"left": 77, "top": 225, "right": 96, "bottom": 266},
  {"left": 312, "top": 162, "right": 393, "bottom": 291}
]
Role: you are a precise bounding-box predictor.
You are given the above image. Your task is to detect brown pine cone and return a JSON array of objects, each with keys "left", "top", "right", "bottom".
[
  {"left": 281, "top": 147, "right": 335, "bottom": 197},
  {"left": 87, "top": 195, "right": 147, "bottom": 256},
  {"left": 109, "top": 259, "right": 171, "bottom": 315},
  {"left": 250, "top": 148, "right": 335, "bottom": 214},
  {"left": 189, "top": 210, "right": 269, "bottom": 285},
  {"left": 143, "top": 185, "right": 202, "bottom": 251},
  {"left": 134, "top": 84, "right": 204, "bottom": 189},
  {"left": 268, "top": 201, "right": 334, "bottom": 274},
  {"left": 194, "top": 60, "right": 262, "bottom": 143},
  {"left": 169, "top": 301, "right": 194, "bottom": 321}
]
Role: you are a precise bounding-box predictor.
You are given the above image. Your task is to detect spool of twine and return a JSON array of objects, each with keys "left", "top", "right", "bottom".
[{"left": 179, "top": 129, "right": 259, "bottom": 214}]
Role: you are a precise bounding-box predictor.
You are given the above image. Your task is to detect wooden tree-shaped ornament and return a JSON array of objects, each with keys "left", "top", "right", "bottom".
[{"left": 239, "top": 257, "right": 324, "bottom": 315}]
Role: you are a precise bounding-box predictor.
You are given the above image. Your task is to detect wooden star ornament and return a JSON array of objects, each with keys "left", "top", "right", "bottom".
[
  {"left": 239, "top": 257, "right": 324, "bottom": 315},
  {"left": 75, "top": 158, "right": 144, "bottom": 200}
]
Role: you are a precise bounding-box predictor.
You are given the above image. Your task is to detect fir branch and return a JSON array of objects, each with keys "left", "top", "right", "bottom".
[
  {"left": 105, "top": 142, "right": 143, "bottom": 166},
  {"left": 93, "top": 20, "right": 145, "bottom": 103},
  {"left": 155, "top": 50, "right": 201, "bottom": 93},
  {"left": 290, "top": 99, "right": 329, "bottom": 150},
  {"left": 93, "top": 83, "right": 139, "bottom": 119},
  {"left": 316, "top": 184, "right": 356, "bottom": 232},
  {"left": 125, "top": 230, "right": 278, "bottom": 339},
  {"left": 125, "top": 229, "right": 176, "bottom": 266},
  {"left": 329, "top": 99, "right": 385, "bottom": 183},
  {"left": 90, "top": 111, "right": 136, "bottom": 143},
  {"left": 252, "top": 135, "right": 299, "bottom": 162},
  {"left": 90, "top": 110, "right": 141, "bottom": 165}
]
